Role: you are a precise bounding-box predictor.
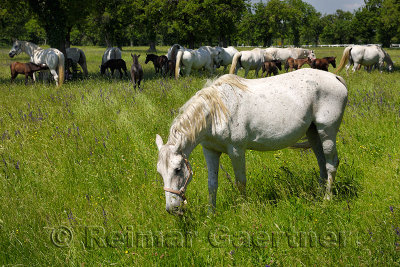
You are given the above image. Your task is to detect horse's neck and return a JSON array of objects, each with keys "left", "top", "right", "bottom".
[{"left": 22, "top": 41, "right": 42, "bottom": 58}]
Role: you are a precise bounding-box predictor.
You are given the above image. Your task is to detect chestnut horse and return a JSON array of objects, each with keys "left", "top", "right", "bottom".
[
  {"left": 285, "top": 57, "right": 313, "bottom": 72},
  {"left": 311, "top": 57, "right": 336, "bottom": 71},
  {"left": 10, "top": 62, "right": 48, "bottom": 84},
  {"left": 262, "top": 60, "right": 282, "bottom": 77}
]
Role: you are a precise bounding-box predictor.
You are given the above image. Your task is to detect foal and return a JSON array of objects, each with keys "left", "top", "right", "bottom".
[
  {"left": 131, "top": 54, "right": 143, "bottom": 89},
  {"left": 10, "top": 62, "right": 48, "bottom": 84},
  {"left": 311, "top": 57, "right": 336, "bottom": 71},
  {"left": 285, "top": 57, "right": 313, "bottom": 72},
  {"left": 262, "top": 60, "right": 282, "bottom": 77},
  {"left": 145, "top": 54, "right": 168, "bottom": 75},
  {"left": 165, "top": 60, "right": 176, "bottom": 78},
  {"left": 100, "top": 59, "right": 128, "bottom": 78}
]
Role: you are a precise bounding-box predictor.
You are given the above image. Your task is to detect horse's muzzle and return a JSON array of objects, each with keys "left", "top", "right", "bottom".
[{"left": 9, "top": 52, "right": 15, "bottom": 58}]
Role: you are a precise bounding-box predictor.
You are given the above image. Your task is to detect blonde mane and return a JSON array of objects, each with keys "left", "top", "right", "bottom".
[{"left": 168, "top": 74, "right": 248, "bottom": 146}]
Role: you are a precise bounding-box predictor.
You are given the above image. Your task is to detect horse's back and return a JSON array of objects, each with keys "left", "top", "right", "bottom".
[{"left": 214, "top": 69, "right": 347, "bottom": 149}]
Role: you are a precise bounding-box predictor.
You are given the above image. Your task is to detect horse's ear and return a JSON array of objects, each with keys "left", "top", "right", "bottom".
[{"left": 156, "top": 134, "right": 164, "bottom": 151}]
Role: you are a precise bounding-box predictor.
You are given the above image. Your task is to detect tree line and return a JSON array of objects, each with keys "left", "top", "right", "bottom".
[{"left": 1, "top": 0, "right": 400, "bottom": 53}]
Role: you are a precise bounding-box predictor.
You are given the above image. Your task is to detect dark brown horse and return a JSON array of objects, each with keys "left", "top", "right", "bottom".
[
  {"left": 165, "top": 60, "right": 176, "bottom": 78},
  {"left": 131, "top": 54, "right": 143, "bottom": 89},
  {"left": 100, "top": 59, "right": 128, "bottom": 78},
  {"left": 145, "top": 54, "right": 168, "bottom": 75},
  {"left": 311, "top": 57, "right": 336, "bottom": 71},
  {"left": 10, "top": 62, "right": 48, "bottom": 84},
  {"left": 285, "top": 57, "right": 313, "bottom": 72},
  {"left": 262, "top": 60, "right": 282, "bottom": 77}
]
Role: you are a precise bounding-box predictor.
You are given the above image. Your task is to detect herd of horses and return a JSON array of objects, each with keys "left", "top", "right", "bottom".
[
  {"left": 8, "top": 40, "right": 394, "bottom": 88},
  {"left": 6, "top": 40, "right": 395, "bottom": 215}
]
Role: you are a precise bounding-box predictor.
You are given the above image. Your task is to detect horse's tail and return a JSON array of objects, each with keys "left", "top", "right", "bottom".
[
  {"left": 229, "top": 52, "right": 242, "bottom": 74},
  {"left": 175, "top": 50, "right": 183, "bottom": 79},
  {"left": 335, "top": 46, "right": 351, "bottom": 73},
  {"left": 80, "top": 50, "right": 88, "bottom": 76},
  {"left": 58, "top": 52, "right": 65, "bottom": 86}
]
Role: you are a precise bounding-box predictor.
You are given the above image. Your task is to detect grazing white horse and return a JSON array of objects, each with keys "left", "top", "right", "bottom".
[
  {"left": 66, "top": 47, "right": 88, "bottom": 76},
  {"left": 215, "top": 46, "right": 239, "bottom": 71},
  {"left": 8, "top": 40, "right": 65, "bottom": 86},
  {"left": 156, "top": 68, "right": 348, "bottom": 215},
  {"left": 175, "top": 47, "right": 216, "bottom": 79},
  {"left": 336, "top": 45, "right": 394, "bottom": 73},
  {"left": 265, "top": 47, "right": 316, "bottom": 62},
  {"left": 229, "top": 48, "right": 273, "bottom": 78},
  {"left": 198, "top": 46, "right": 223, "bottom": 69}
]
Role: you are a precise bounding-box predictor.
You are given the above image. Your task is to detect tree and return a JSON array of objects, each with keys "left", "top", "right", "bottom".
[
  {"left": 377, "top": 0, "right": 400, "bottom": 47},
  {"left": 27, "top": 0, "right": 94, "bottom": 54}
]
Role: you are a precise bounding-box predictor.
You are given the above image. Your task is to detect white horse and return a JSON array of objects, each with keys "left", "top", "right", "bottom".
[
  {"left": 167, "top": 44, "right": 187, "bottom": 61},
  {"left": 215, "top": 46, "right": 239, "bottom": 71},
  {"left": 101, "top": 47, "right": 122, "bottom": 75},
  {"left": 156, "top": 68, "right": 348, "bottom": 214},
  {"left": 229, "top": 48, "right": 273, "bottom": 78},
  {"left": 66, "top": 47, "right": 88, "bottom": 76},
  {"left": 8, "top": 40, "right": 65, "bottom": 86},
  {"left": 265, "top": 47, "right": 316, "bottom": 62},
  {"left": 175, "top": 48, "right": 215, "bottom": 79},
  {"left": 336, "top": 45, "right": 394, "bottom": 73},
  {"left": 198, "top": 46, "right": 223, "bottom": 69}
]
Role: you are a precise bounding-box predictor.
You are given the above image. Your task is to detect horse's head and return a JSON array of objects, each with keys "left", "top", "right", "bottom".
[
  {"left": 131, "top": 53, "right": 140, "bottom": 64},
  {"left": 9, "top": 40, "right": 22, "bottom": 58},
  {"left": 156, "top": 134, "right": 192, "bottom": 215},
  {"left": 100, "top": 64, "right": 106, "bottom": 75},
  {"left": 330, "top": 57, "right": 337, "bottom": 68},
  {"left": 212, "top": 50, "right": 223, "bottom": 69},
  {"left": 308, "top": 50, "right": 316, "bottom": 60},
  {"left": 145, "top": 54, "right": 150, "bottom": 64}
]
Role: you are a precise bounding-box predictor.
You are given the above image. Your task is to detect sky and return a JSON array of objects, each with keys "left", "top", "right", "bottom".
[
  {"left": 252, "top": 0, "right": 365, "bottom": 15},
  {"left": 302, "top": 0, "right": 364, "bottom": 14}
]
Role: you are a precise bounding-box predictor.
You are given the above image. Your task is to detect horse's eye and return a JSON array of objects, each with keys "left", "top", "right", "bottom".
[{"left": 174, "top": 168, "right": 181, "bottom": 174}]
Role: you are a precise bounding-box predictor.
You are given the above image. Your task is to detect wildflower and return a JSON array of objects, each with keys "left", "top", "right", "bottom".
[{"left": 390, "top": 206, "right": 394, "bottom": 213}]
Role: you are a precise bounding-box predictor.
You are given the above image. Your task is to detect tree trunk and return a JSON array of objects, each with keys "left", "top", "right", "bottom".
[
  {"left": 65, "top": 26, "right": 72, "bottom": 48},
  {"left": 147, "top": 41, "right": 157, "bottom": 52}
]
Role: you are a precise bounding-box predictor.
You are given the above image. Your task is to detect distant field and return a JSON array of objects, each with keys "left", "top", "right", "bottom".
[{"left": 0, "top": 45, "right": 399, "bottom": 265}]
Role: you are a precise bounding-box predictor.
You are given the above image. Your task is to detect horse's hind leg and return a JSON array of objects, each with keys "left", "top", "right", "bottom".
[
  {"left": 50, "top": 69, "right": 59, "bottom": 86},
  {"left": 203, "top": 147, "right": 222, "bottom": 212},
  {"left": 313, "top": 121, "right": 340, "bottom": 200},
  {"left": 306, "top": 123, "right": 328, "bottom": 189},
  {"left": 228, "top": 146, "right": 247, "bottom": 196}
]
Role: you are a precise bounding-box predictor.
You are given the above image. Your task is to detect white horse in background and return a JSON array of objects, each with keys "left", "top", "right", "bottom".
[
  {"left": 198, "top": 46, "right": 223, "bottom": 69},
  {"left": 100, "top": 47, "right": 122, "bottom": 75},
  {"left": 156, "top": 68, "right": 348, "bottom": 214},
  {"left": 265, "top": 47, "right": 316, "bottom": 62},
  {"left": 8, "top": 40, "right": 65, "bottom": 86},
  {"left": 66, "top": 47, "right": 88, "bottom": 76},
  {"left": 167, "top": 44, "right": 187, "bottom": 61},
  {"left": 336, "top": 45, "right": 394, "bottom": 73},
  {"left": 215, "top": 46, "right": 239, "bottom": 71},
  {"left": 101, "top": 47, "right": 122, "bottom": 65},
  {"left": 175, "top": 47, "right": 215, "bottom": 79},
  {"left": 229, "top": 48, "right": 273, "bottom": 78}
]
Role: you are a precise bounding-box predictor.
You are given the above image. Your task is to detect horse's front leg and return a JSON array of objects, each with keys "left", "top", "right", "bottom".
[
  {"left": 228, "top": 146, "right": 246, "bottom": 196},
  {"left": 203, "top": 147, "right": 221, "bottom": 212}
]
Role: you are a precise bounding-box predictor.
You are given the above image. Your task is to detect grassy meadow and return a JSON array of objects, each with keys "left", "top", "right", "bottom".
[{"left": 0, "top": 45, "right": 399, "bottom": 266}]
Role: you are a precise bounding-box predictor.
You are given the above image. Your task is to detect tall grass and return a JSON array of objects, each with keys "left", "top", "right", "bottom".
[{"left": 0, "top": 46, "right": 399, "bottom": 266}]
